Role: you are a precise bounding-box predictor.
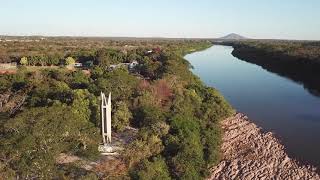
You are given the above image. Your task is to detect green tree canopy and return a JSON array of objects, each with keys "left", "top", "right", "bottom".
[
  {"left": 132, "top": 157, "right": 171, "bottom": 180},
  {"left": 20, "top": 57, "right": 28, "bottom": 65},
  {"left": 0, "top": 104, "right": 99, "bottom": 178},
  {"left": 113, "top": 101, "right": 132, "bottom": 132},
  {"left": 65, "top": 56, "right": 76, "bottom": 65}
]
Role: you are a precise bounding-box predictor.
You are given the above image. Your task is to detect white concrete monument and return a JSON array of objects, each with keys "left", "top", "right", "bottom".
[
  {"left": 101, "top": 92, "right": 112, "bottom": 145},
  {"left": 98, "top": 92, "right": 123, "bottom": 155},
  {"left": 98, "top": 92, "right": 115, "bottom": 154}
]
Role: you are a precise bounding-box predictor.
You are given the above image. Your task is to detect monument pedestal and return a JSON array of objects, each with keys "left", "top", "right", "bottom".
[{"left": 98, "top": 144, "right": 123, "bottom": 156}]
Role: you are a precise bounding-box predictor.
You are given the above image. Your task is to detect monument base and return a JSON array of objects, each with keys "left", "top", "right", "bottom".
[{"left": 98, "top": 144, "right": 123, "bottom": 156}]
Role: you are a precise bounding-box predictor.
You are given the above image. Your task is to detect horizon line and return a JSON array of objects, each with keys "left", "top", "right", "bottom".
[{"left": 0, "top": 34, "right": 319, "bottom": 41}]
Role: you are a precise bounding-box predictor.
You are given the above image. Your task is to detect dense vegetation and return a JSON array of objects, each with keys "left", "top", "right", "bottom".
[
  {"left": 0, "top": 38, "right": 233, "bottom": 179},
  {"left": 227, "top": 40, "right": 320, "bottom": 62},
  {"left": 217, "top": 40, "right": 320, "bottom": 96}
]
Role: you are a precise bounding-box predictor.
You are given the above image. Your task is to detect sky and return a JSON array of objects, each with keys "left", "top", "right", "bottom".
[{"left": 1, "top": 0, "right": 320, "bottom": 40}]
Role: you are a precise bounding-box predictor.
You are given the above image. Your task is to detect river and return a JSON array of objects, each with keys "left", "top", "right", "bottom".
[{"left": 185, "top": 45, "right": 320, "bottom": 168}]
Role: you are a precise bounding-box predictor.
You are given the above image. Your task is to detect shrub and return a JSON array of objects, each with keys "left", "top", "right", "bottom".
[
  {"left": 132, "top": 156, "right": 171, "bottom": 180},
  {"left": 167, "top": 115, "right": 205, "bottom": 179},
  {"left": 134, "top": 105, "right": 166, "bottom": 128},
  {"left": 20, "top": 57, "right": 28, "bottom": 65},
  {"left": 65, "top": 56, "right": 76, "bottom": 65},
  {"left": 113, "top": 101, "right": 132, "bottom": 132}
]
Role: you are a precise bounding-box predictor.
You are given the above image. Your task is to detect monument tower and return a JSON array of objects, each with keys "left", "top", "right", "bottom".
[
  {"left": 99, "top": 92, "right": 123, "bottom": 155},
  {"left": 101, "top": 92, "right": 112, "bottom": 145},
  {"left": 98, "top": 92, "right": 115, "bottom": 154}
]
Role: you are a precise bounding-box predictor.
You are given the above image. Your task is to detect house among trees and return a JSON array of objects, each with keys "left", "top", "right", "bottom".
[
  {"left": 72, "top": 61, "right": 93, "bottom": 69},
  {"left": 146, "top": 47, "right": 161, "bottom": 54},
  {"left": 84, "top": 61, "right": 93, "bottom": 67},
  {"left": 74, "top": 62, "right": 83, "bottom": 67},
  {"left": 109, "top": 60, "right": 139, "bottom": 71},
  {"left": 128, "top": 60, "right": 138, "bottom": 69}
]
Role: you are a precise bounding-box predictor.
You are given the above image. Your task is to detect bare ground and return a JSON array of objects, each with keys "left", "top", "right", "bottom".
[{"left": 208, "top": 113, "right": 320, "bottom": 180}]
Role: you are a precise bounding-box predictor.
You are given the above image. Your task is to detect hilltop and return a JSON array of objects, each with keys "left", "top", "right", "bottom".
[{"left": 219, "top": 33, "right": 248, "bottom": 40}]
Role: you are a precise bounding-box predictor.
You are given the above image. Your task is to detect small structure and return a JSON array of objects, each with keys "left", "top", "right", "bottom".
[
  {"left": 0, "top": 62, "right": 17, "bottom": 69},
  {"left": 109, "top": 64, "right": 119, "bottom": 69},
  {"left": 84, "top": 61, "right": 93, "bottom": 68},
  {"left": 109, "top": 61, "right": 139, "bottom": 71},
  {"left": 74, "top": 63, "right": 83, "bottom": 67},
  {"left": 129, "top": 60, "right": 139, "bottom": 69}
]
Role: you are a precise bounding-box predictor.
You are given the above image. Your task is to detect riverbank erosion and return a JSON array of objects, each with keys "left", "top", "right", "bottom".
[{"left": 209, "top": 113, "right": 319, "bottom": 180}]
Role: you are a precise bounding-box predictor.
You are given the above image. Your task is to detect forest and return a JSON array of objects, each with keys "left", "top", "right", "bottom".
[{"left": 0, "top": 38, "right": 234, "bottom": 179}]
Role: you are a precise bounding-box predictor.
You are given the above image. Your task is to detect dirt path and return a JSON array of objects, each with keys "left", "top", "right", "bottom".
[{"left": 209, "top": 113, "right": 319, "bottom": 180}]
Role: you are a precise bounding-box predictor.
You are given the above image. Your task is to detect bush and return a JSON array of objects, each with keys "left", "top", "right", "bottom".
[
  {"left": 167, "top": 114, "right": 205, "bottom": 179},
  {"left": 113, "top": 101, "right": 132, "bottom": 132},
  {"left": 20, "top": 57, "right": 28, "bottom": 65},
  {"left": 132, "top": 156, "right": 171, "bottom": 180},
  {"left": 123, "top": 134, "right": 164, "bottom": 168},
  {"left": 70, "top": 71, "right": 90, "bottom": 89},
  {"left": 65, "top": 56, "right": 76, "bottom": 65},
  {"left": 134, "top": 105, "right": 166, "bottom": 128},
  {"left": 203, "top": 124, "right": 222, "bottom": 166}
]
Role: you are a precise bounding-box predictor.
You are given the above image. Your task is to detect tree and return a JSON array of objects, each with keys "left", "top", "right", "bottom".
[
  {"left": 140, "top": 61, "right": 161, "bottom": 79},
  {"left": 70, "top": 71, "right": 90, "bottom": 89},
  {"left": 92, "top": 68, "right": 138, "bottom": 100},
  {"left": 65, "top": 56, "right": 75, "bottom": 66},
  {"left": 134, "top": 105, "right": 166, "bottom": 128},
  {"left": 167, "top": 114, "right": 205, "bottom": 179},
  {"left": 20, "top": 57, "right": 28, "bottom": 65},
  {"left": 95, "top": 49, "right": 125, "bottom": 66},
  {"left": 123, "top": 134, "right": 164, "bottom": 168},
  {"left": 90, "top": 66, "right": 104, "bottom": 80},
  {"left": 47, "top": 55, "right": 60, "bottom": 65},
  {"left": 38, "top": 55, "right": 47, "bottom": 66},
  {"left": 0, "top": 104, "right": 99, "bottom": 178},
  {"left": 113, "top": 101, "right": 132, "bottom": 132},
  {"left": 132, "top": 157, "right": 171, "bottom": 180},
  {"left": 29, "top": 56, "right": 38, "bottom": 66}
]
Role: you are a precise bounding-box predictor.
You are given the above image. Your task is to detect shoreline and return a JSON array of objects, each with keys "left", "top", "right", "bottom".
[{"left": 209, "top": 113, "right": 319, "bottom": 179}]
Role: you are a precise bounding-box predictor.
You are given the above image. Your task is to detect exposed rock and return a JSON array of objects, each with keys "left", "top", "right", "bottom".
[{"left": 209, "top": 113, "right": 319, "bottom": 180}]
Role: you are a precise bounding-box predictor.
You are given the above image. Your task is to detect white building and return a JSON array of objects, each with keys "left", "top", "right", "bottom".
[
  {"left": 129, "top": 60, "right": 139, "bottom": 69},
  {"left": 74, "top": 63, "right": 83, "bottom": 67}
]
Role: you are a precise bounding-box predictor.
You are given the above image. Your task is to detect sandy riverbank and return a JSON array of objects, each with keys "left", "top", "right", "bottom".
[{"left": 209, "top": 113, "right": 319, "bottom": 180}]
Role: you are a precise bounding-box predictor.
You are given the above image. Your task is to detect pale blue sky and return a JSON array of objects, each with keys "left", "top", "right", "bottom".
[{"left": 1, "top": 0, "right": 320, "bottom": 40}]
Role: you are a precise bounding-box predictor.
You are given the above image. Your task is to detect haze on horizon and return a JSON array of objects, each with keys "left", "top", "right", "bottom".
[{"left": 1, "top": 0, "right": 320, "bottom": 40}]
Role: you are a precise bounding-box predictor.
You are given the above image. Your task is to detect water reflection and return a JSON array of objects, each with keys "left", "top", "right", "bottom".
[{"left": 185, "top": 45, "right": 320, "bottom": 168}]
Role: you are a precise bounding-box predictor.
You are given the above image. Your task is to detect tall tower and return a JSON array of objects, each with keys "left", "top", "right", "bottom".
[{"left": 101, "top": 92, "right": 112, "bottom": 145}]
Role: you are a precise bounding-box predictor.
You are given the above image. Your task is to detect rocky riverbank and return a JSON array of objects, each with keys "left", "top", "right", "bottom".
[{"left": 209, "top": 113, "right": 319, "bottom": 180}]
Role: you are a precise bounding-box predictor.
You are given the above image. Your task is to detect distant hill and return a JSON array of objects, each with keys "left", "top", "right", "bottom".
[{"left": 219, "top": 33, "right": 247, "bottom": 40}]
